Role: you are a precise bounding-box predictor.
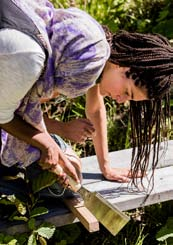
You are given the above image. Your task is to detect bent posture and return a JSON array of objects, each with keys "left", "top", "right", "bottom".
[{"left": 0, "top": 0, "right": 172, "bottom": 191}]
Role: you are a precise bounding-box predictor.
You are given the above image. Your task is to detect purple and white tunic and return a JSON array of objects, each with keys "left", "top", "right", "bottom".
[{"left": 0, "top": 0, "right": 110, "bottom": 167}]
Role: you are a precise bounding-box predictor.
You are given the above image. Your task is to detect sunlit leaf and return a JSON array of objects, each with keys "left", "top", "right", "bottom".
[
  {"left": 17, "top": 202, "right": 27, "bottom": 215},
  {"left": 36, "top": 223, "right": 56, "bottom": 239},
  {"left": 30, "top": 207, "right": 48, "bottom": 218},
  {"left": 6, "top": 195, "right": 16, "bottom": 203},
  {"left": 7, "top": 239, "right": 18, "bottom": 245},
  {"left": 12, "top": 216, "right": 28, "bottom": 222},
  {"left": 27, "top": 233, "right": 37, "bottom": 245}
]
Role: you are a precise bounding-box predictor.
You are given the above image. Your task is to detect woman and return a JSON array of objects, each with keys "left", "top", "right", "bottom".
[
  {"left": 0, "top": 0, "right": 172, "bottom": 191},
  {"left": 100, "top": 29, "right": 173, "bottom": 186}
]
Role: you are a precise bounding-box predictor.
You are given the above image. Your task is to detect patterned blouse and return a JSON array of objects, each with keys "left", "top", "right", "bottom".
[{"left": 1, "top": 0, "right": 110, "bottom": 167}]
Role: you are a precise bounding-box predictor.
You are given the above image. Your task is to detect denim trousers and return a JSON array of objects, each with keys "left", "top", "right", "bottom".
[{"left": 0, "top": 134, "right": 75, "bottom": 200}]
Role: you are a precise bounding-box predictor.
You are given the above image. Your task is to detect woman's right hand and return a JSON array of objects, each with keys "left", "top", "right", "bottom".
[
  {"left": 38, "top": 141, "right": 81, "bottom": 187},
  {"left": 0, "top": 115, "right": 81, "bottom": 188}
]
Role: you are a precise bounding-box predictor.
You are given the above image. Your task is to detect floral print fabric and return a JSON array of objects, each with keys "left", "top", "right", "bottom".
[{"left": 1, "top": 0, "right": 110, "bottom": 167}]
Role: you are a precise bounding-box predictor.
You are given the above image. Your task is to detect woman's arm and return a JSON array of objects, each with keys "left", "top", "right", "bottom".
[
  {"left": 86, "top": 85, "right": 132, "bottom": 182},
  {"left": 43, "top": 115, "right": 95, "bottom": 143},
  {"left": 0, "top": 114, "right": 80, "bottom": 183}
]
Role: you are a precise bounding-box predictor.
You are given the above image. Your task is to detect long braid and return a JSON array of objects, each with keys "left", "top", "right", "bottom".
[
  {"left": 106, "top": 30, "right": 173, "bottom": 188},
  {"left": 129, "top": 100, "right": 164, "bottom": 189}
]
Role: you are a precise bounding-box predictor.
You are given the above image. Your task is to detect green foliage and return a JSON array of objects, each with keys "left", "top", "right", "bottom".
[
  {"left": 30, "top": 207, "right": 49, "bottom": 219},
  {"left": 32, "top": 171, "right": 57, "bottom": 193},
  {"left": 27, "top": 233, "right": 37, "bottom": 245},
  {"left": 35, "top": 222, "right": 56, "bottom": 239},
  {"left": 156, "top": 217, "right": 173, "bottom": 243},
  {"left": 0, "top": 194, "right": 26, "bottom": 214},
  {"left": 152, "top": 1, "right": 173, "bottom": 39},
  {"left": 28, "top": 218, "right": 36, "bottom": 230},
  {"left": 105, "top": 98, "right": 130, "bottom": 151},
  {"left": 0, "top": 172, "right": 56, "bottom": 244},
  {"left": 26, "top": 222, "right": 56, "bottom": 245},
  {"left": 51, "top": 0, "right": 173, "bottom": 38},
  {"left": 0, "top": 233, "right": 18, "bottom": 245},
  {"left": 52, "top": 223, "right": 81, "bottom": 244}
]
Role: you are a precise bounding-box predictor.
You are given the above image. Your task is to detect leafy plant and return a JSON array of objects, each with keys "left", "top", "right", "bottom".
[
  {"left": 51, "top": 223, "right": 81, "bottom": 244},
  {"left": 32, "top": 171, "right": 57, "bottom": 194},
  {"left": 27, "top": 222, "right": 56, "bottom": 245},
  {"left": 0, "top": 170, "right": 56, "bottom": 244},
  {"left": 156, "top": 217, "right": 173, "bottom": 244}
]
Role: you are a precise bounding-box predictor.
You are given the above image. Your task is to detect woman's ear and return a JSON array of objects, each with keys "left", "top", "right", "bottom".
[
  {"left": 110, "top": 63, "right": 130, "bottom": 72},
  {"left": 106, "top": 61, "right": 120, "bottom": 70},
  {"left": 121, "top": 67, "right": 130, "bottom": 72}
]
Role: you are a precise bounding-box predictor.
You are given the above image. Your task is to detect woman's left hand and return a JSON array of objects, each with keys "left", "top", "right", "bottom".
[
  {"left": 102, "top": 166, "right": 144, "bottom": 183},
  {"left": 60, "top": 118, "right": 95, "bottom": 143},
  {"left": 44, "top": 116, "right": 95, "bottom": 144}
]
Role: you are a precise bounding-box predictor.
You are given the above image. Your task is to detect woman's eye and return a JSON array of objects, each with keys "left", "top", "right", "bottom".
[
  {"left": 125, "top": 90, "right": 129, "bottom": 97},
  {"left": 125, "top": 89, "right": 133, "bottom": 99}
]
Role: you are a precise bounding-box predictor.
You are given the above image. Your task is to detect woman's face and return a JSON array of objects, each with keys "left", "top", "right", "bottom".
[{"left": 99, "top": 61, "right": 148, "bottom": 103}]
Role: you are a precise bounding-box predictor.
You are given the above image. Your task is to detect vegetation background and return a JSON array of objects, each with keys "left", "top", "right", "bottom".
[{"left": 0, "top": 0, "right": 173, "bottom": 244}]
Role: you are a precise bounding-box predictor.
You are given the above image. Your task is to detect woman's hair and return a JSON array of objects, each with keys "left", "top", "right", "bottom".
[
  {"left": 109, "top": 30, "right": 173, "bottom": 99},
  {"left": 103, "top": 28, "right": 173, "bottom": 188}
]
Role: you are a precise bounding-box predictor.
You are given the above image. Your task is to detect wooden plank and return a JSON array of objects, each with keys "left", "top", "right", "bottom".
[
  {"left": 63, "top": 197, "right": 99, "bottom": 232},
  {"left": 0, "top": 212, "right": 78, "bottom": 235},
  {"left": 81, "top": 140, "right": 173, "bottom": 180},
  {"left": 0, "top": 201, "right": 78, "bottom": 235},
  {"left": 107, "top": 166, "right": 173, "bottom": 211},
  {"left": 81, "top": 140, "right": 173, "bottom": 211}
]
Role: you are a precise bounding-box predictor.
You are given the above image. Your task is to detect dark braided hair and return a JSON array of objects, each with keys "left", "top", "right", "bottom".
[
  {"left": 106, "top": 29, "right": 173, "bottom": 188},
  {"left": 109, "top": 31, "right": 173, "bottom": 99}
]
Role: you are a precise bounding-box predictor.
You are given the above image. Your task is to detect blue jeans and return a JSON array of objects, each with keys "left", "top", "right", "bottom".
[{"left": 0, "top": 135, "right": 75, "bottom": 199}]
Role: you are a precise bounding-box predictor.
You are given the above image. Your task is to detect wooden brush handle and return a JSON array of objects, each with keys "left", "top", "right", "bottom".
[{"left": 52, "top": 164, "right": 81, "bottom": 192}]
